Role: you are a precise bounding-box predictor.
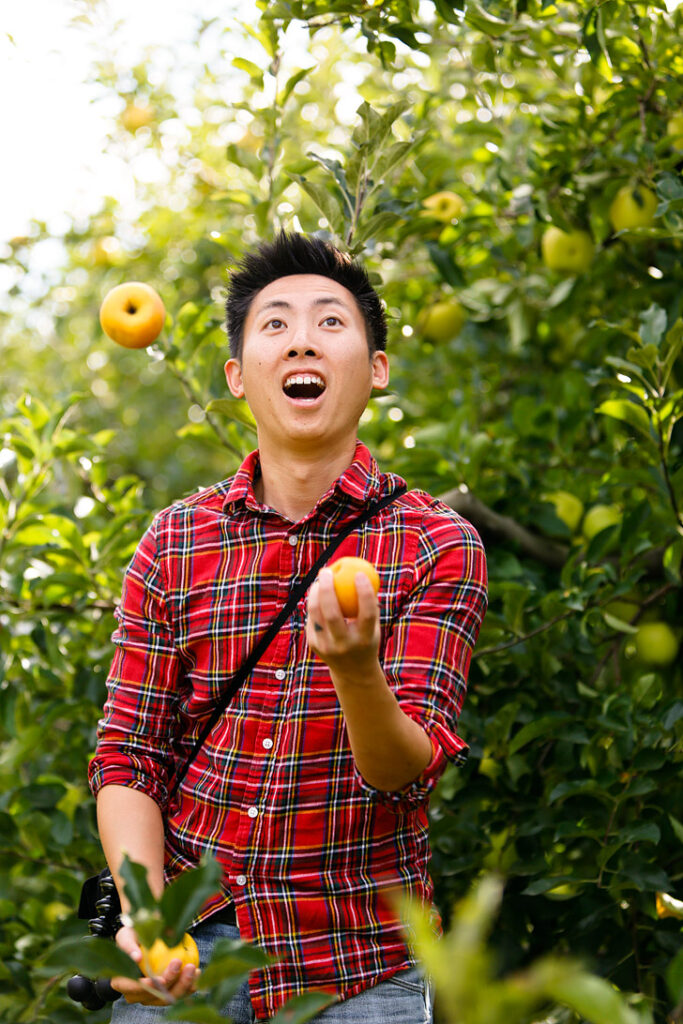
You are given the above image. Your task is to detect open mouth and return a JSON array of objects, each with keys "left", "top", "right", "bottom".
[{"left": 282, "top": 373, "right": 327, "bottom": 402}]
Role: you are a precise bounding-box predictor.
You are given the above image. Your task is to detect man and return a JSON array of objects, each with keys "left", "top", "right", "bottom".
[{"left": 89, "top": 231, "right": 488, "bottom": 1022}]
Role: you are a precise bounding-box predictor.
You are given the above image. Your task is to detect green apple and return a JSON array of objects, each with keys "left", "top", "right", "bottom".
[
  {"left": 421, "top": 190, "right": 466, "bottom": 223},
  {"left": 604, "top": 599, "right": 639, "bottom": 624},
  {"left": 634, "top": 621, "right": 679, "bottom": 667},
  {"left": 609, "top": 184, "right": 658, "bottom": 232},
  {"left": 582, "top": 503, "right": 621, "bottom": 542},
  {"left": 667, "top": 113, "right": 683, "bottom": 151},
  {"left": 543, "top": 490, "right": 584, "bottom": 533},
  {"left": 541, "top": 227, "right": 594, "bottom": 274},
  {"left": 417, "top": 300, "right": 466, "bottom": 342}
]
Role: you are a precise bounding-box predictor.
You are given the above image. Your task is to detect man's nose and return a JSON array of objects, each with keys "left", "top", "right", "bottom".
[{"left": 285, "top": 327, "right": 319, "bottom": 359}]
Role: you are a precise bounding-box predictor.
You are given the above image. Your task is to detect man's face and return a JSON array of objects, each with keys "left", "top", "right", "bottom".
[{"left": 224, "top": 274, "right": 389, "bottom": 454}]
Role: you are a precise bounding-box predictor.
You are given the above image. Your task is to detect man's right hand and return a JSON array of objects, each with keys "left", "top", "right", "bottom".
[{"left": 111, "top": 925, "right": 199, "bottom": 1006}]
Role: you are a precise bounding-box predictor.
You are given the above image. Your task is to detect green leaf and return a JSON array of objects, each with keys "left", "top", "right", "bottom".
[
  {"left": 267, "top": 991, "right": 337, "bottom": 1022},
  {"left": 663, "top": 539, "right": 683, "bottom": 584},
  {"left": 120, "top": 854, "right": 158, "bottom": 915},
  {"left": 667, "top": 948, "right": 683, "bottom": 1003},
  {"left": 596, "top": 399, "right": 652, "bottom": 439},
  {"left": 278, "top": 66, "right": 314, "bottom": 107},
  {"left": 433, "top": 0, "right": 463, "bottom": 23},
  {"left": 164, "top": 1004, "right": 229, "bottom": 1024},
  {"left": 509, "top": 714, "right": 572, "bottom": 755},
  {"left": 639, "top": 304, "right": 667, "bottom": 347},
  {"left": 425, "top": 242, "right": 466, "bottom": 288},
  {"left": 287, "top": 174, "right": 345, "bottom": 234},
  {"left": 604, "top": 356, "right": 651, "bottom": 389},
  {"left": 159, "top": 857, "right": 223, "bottom": 947},
  {"left": 372, "top": 139, "right": 424, "bottom": 187},
  {"left": 354, "top": 210, "right": 400, "bottom": 246},
  {"left": 200, "top": 938, "right": 273, "bottom": 987},
  {"left": 603, "top": 612, "right": 639, "bottom": 635},
  {"left": 547, "top": 971, "right": 641, "bottom": 1024},
  {"left": 465, "top": 0, "right": 510, "bottom": 37},
  {"left": 39, "top": 935, "right": 140, "bottom": 980},
  {"left": 662, "top": 320, "right": 683, "bottom": 387},
  {"left": 232, "top": 57, "right": 264, "bottom": 85},
  {"left": 669, "top": 814, "right": 683, "bottom": 844}
]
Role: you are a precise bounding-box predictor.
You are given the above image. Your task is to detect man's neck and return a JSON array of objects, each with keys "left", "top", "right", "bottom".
[{"left": 254, "top": 437, "right": 359, "bottom": 522}]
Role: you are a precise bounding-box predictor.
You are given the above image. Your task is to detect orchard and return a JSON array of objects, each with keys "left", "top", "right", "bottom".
[{"left": 1, "top": 2, "right": 682, "bottom": 1022}]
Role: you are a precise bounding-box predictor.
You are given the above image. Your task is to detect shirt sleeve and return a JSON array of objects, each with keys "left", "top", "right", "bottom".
[
  {"left": 88, "top": 513, "right": 182, "bottom": 808},
  {"left": 357, "top": 506, "right": 488, "bottom": 812}
]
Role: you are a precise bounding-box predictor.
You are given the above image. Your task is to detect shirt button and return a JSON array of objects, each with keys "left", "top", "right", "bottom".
[
  {"left": 275, "top": 669, "right": 286, "bottom": 681},
  {"left": 288, "top": 535, "right": 298, "bottom": 546},
  {"left": 247, "top": 806, "right": 259, "bottom": 818},
  {"left": 235, "top": 874, "right": 247, "bottom": 886},
  {"left": 262, "top": 738, "right": 274, "bottom": 750}
]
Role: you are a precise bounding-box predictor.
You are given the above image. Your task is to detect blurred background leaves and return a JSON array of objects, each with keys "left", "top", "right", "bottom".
[{"left": 1, "top": 1, "right": 682, "bottom": 1021}]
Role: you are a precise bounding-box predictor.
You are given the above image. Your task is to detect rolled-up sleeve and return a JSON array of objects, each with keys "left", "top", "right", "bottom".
[
  {"left": 359, "top": 506, "right": 487, "bottom": 811},
  {"left": 88, "top": 514, "right": 181, "bottom": 808}
]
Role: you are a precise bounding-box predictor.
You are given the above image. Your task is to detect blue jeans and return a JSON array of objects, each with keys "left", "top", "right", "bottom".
[{"left": 110, "top": 919, "right": 433, "bottom": 1023}]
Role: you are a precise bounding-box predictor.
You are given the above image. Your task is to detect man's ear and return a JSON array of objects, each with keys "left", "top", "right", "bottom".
[
  {"left": 224, "top": 358, "right": 244, "bottom": 398},
  {"left": 371, "top": 350, "right": 390, "bottom": 391}
]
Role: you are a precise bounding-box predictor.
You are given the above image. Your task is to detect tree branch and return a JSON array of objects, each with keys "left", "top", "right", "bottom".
[{"left": 439, "top": 487, "right": 569, "bottom": 568}]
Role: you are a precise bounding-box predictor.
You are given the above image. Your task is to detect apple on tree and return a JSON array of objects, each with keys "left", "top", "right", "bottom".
[
  {"left": 609, "top": 184, "right": 658, "bottom": 232},
  {"left": 582, "top": 503, "right": 621, "bottom": 546},
  {"left": 421, "top": 191, "right": 466, "bottom": 223},
  {"left": 633, "top": 621, "right": 679, "bottom": 667},
  {"left": 99, "top": 282, "right": 166, "bottom": 349},
  {"left": 541, "top": 226, "right": 594, "bottom": 274},
  {"left": 121, "top": 103, "right": 155, "bottom": 133},
  {"left": 543, "top": 490, "right": 584, "bottom": 534},
  {"left": 417, "top": 299, "right": 466, "bottom": 342}
]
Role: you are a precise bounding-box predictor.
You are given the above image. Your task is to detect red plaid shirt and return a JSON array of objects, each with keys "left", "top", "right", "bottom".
[{"left": 89, "top": 442, "right": 487, "bottom": 1021}]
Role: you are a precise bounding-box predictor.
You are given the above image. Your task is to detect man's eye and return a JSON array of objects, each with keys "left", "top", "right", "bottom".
[
  {"left": 322, "top": 315, "right": 341, "bottom": 326},
  {"left": 266, "top": 318, "right": 285, "bottom": 329}
]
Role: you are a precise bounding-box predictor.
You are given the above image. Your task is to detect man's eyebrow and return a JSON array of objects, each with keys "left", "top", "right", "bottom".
[{"left": 254, "top": 296, "right": 352, "bottom": 317}]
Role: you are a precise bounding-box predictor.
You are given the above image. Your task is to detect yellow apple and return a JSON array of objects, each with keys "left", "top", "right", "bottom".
[
  {"left": 421, "top": 191, "right": 466, "bottom": 223},
  {"left": 541, "top": 227, "right": 594, "bottom": 273},
  {"left": 140, "top": 933, "right": 199, "bottom": 978},
  {"left": 417, "top": 300, "right": 466, "bottom": 342},
  {"left": 99, "top": 282, "right": 166, "bottom": 349},
  {"left": 121, "top": 103, "right": 155, "bottom": 133},
  {"left": 543, "top": 490, "right": 584, "bottom": 534},
  {"left": 633, "top": 621, "right": 679, "bottom": 667},
  {"left": 582, "top": 503, "right": 621, "bottom": 542},
  {"left": 609, "top": 184, "right": 658, "bottom": 232},
  {"left": 667, "top": 113, "right": 683, "bottom": 151}
]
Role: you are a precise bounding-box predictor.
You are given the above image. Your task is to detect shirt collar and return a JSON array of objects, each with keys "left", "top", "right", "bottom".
[{"left": 221, "top": 441, "right": 384, "bottom": 517}]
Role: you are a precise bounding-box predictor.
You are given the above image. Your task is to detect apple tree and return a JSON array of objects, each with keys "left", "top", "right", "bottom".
[{"left": 1, "top": 1, "right": 682, "bottom": 1021}]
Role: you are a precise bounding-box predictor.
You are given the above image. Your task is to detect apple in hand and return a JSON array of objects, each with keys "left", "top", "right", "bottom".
[
  {"left": 417, "top": 300, "right": 466, "bottom": 342},
  {"left": 421, "top": 191, "right": 466, "bottom": 223},
  {"left": 609, "top": 184, "right": 657, "bottom": 232},
  {"left": 329, "top": 557, "right": 380, "bottom": 619},
  {"left": 99, "top": 282, "right": 166, "bottom": 349},
  {"left": 541, "top": 227, "right": 594, "bottom": 274}
]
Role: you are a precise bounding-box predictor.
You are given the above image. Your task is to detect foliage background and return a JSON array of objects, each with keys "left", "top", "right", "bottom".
[{"left": 1, "top": 1, "right": 682, "bottom": 1021}]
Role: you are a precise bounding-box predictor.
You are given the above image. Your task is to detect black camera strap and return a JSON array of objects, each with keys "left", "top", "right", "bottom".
[{"left": 167, "top": 483, "right": 407, "bottom": 802}]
